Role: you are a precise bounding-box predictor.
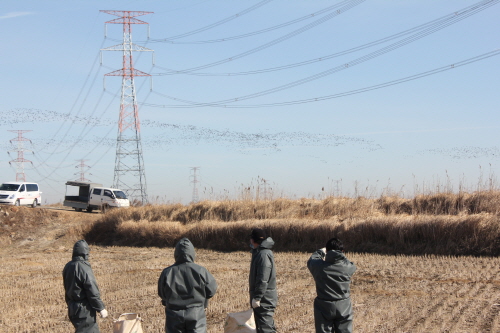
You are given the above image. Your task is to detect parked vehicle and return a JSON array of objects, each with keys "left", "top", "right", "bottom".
[
  {"left": 0, "top": 182, "right": 42, "bottom": 207},
  {"left": 63, "top": 181, "right": 130, "bottom": 213}
]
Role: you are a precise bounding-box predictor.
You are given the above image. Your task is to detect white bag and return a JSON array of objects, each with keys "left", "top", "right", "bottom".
[
  {"left": 113, "top": 313, "right": 144, "bottom": 333},
  {"left": 224, "top": 308, "right": 256, "bottom": 333}
]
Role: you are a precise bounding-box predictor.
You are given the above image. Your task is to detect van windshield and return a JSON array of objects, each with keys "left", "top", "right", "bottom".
[
  {"left": 113, "top": 191, "right": 127, "bottom": 199},
  {"left": 0, "top": 184, "right": 20, "bottom": 191}
]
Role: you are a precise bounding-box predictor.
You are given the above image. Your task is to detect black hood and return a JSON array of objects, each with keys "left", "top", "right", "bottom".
[
  {"left": 72, "top": 240, "right": 90, "bottom": 260},
  {"left": 174, "top": 238, "right": 196, "bottom": 264}
]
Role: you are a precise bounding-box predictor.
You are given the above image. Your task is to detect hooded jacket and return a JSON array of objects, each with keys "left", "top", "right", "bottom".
[
  {"left": 307, "top": 249, "right": 356, "bottom": 301},
  {"left": 249, "top": 237, "right": 277, "bottom": 307},
  {"left": 158, "top": 238, "right": 218, "bottom": 310},
  {"left": 62, "top": 240, "right": 105, "bottom": 311}
]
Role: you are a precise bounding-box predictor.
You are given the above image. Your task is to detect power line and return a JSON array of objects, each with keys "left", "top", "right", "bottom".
[
  {"left": 144, "top": 49, "right": 500, "bottom": 109},
  {"left": 143, "top": 0, "right": 499, "bottom": 108},
  {"left": 148, "top": 0, "right": 353, "bottom": 45},
  {"left": 151, "top": 0, "right": 273, "bottom": 42},
  {"left": 152, "top": 0, "right": 498, "bottom": 77},
  {"left": 154, "top": 0, "right": 366, "bottom": 75},
  {"left": 105, "top": 1, "right": 274, "bottom": 44}
]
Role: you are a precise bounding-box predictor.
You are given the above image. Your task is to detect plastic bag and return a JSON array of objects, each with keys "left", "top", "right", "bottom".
[
  {"left": 224, "top": 308, "right": 256, "bottom": 333},
  {"left": 113, "top": 313, "right": 144, "bottom": 333}
]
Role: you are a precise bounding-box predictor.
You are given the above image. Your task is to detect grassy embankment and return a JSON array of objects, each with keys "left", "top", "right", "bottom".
[{"left": 83, "top": 190, "right": 500, "bottom": 255}]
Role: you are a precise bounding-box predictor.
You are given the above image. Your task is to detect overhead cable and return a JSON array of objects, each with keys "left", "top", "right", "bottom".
[
  {"left": 144, "top": 49, "right": 500, "bottom": 108},
  {"left": 153, "top": 0, "right": 273, "bottom": 42},
  {"left": 149, "top": 0, "right": 353, "bottom": 44},
  {"left": 156, "top": 0, "right": 366, "bottom": 74},
  {"left": 153, "top": 0, "right": 499, "bottom": 77},
  {"left": 145, "top": 0, "right": 499, "bottom": 108}
]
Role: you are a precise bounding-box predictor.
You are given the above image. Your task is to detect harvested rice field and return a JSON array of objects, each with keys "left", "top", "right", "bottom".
[{"left": 2, "top": 244, "right": 500, "bottom": 332}]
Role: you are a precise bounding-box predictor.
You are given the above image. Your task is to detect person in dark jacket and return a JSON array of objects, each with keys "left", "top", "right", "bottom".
[
  {"left": 249, "top": 228, "right": 278, "bottom": 333},
  {"left": 158, "top": 238, "right": 218, "bottom": 333},
  {"left": 307, "top": 238, "right": 356, "bottom": 333},
  {"left": 63, "top": 240, "right": 108, "bottom": 333}
]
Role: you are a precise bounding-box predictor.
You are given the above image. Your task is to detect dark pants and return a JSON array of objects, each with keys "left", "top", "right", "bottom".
[
  {"left": 165, "top": 306, "right": 206, "bottom": 333},
  {"left": 68, "top": 301, "right": 99, "bottom": 333},
  {"left": 253, "top": 305, "right": 276, "bottom": 333},
  {"left": 314, "top": 298, "right": 353, "bottom": 333}
]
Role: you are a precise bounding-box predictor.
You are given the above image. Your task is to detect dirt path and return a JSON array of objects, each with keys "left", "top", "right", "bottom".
[{"left": 0, "top": 205, "right": 101, "bottom": 250}]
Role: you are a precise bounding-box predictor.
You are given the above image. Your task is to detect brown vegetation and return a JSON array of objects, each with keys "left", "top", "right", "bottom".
[
  {"left": 2, "top": 245, "right": 499, "bottom": 332},
  {"left": 84, "top": 190, "right": 500, "bottom": 255},
  {"left": 1, "top": 192, "right": 500, "bottom": 332},
  {"left": 0, "top": 205, "right": 100, "bottom": 247}
]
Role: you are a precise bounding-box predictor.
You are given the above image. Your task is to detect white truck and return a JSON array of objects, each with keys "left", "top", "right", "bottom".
[{"left": 63, "top": 181, "right": 130, "bottom": 213}]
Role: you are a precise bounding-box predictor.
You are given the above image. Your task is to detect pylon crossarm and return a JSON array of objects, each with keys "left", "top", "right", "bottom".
[
  {"left": 100, "top": 10, "right": 153, "bottom": 18},
  {"left": 101, "top": 43, "right": 153, "bottom": 52},
  {"left": 105, "top": 68, "right": 151, "bottom": 77}
]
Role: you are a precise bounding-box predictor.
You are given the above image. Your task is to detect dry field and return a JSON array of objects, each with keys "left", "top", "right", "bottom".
[
  {"left": 2, "top": 241, "right": 500, "bottom": 332},
  {"left": 1, "top": 193, "right": 500, "bottom": 333}
]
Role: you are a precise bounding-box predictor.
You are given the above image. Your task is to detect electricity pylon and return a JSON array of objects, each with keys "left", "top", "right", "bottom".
[
  {"left": 100, "top": 10, "right": 154, "bottom": 204},
  {"left": 190, "top": 167, "right": 200, "bottom": 204},
  {"left": 75, "top": 159, "right": 92, "bottom": 182},
  {"left": 7, "top": 130, "right": 33, "bottom": 182}
]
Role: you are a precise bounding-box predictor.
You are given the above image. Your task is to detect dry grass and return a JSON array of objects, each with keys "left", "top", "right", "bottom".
[
  {"left": 83, "top": 190, "right": 500, "bottom": 256},
  {"left": 1, "top": 197, "right": 500, "bottom": 332},
  {"left": 84, "top": 215, "right": 500, "bottom": 255},
  {"left": 1, "top": 245, "right": 499, "bottom": 333},
  {"left": 102, "top": 191, "right": 500, "bottom": 223},
  {"left": 0, "top": 205, "right": 100, "bottom": 248}
]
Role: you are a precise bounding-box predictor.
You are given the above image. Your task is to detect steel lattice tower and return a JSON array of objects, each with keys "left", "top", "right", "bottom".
[
  {"left": 190, "top": 167, "right": 200, "bottom": 203},
  {"left": 7, "top": 130, "right": 33, "bottom": 182},
  {"left": 100, "top": 10, "right": 153, "bottom": 204},
  {"left": 75, "top": 159, "right": 92, "bottom": 182}
]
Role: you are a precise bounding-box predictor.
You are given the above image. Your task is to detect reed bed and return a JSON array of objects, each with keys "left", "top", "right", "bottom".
[
  {"left": 83, "top": 190, "right": 500, "bottom": 256},
  {"left": 94, "top": 190, "right": 500, "bottom": 224},
  {"left": 85, "top": 215, "right": 500, "bottom": 255}
]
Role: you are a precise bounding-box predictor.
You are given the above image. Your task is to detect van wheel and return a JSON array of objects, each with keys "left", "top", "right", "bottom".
[
  {"left": 31, "top": 199, "right": 37, "bottom": 208},
  {"left": 75, "top": 208, "right": 83, "bottom": 212},
  {"left": 14, "top": 200, "right": 20, "bottom": 206},
  {"left": 86, "top": 208, "right": 93, "bottom": 213}
]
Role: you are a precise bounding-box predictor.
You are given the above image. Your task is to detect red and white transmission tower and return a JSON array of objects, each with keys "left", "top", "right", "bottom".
[
  {"left": 100, "top": 10, "right": 154, "bottom": 204},
  {"left": 75, "top": 159, "right": 92, "bottom": 182},
  {"left": 7, "top": 130, "right": 33, "bottom": 182}
]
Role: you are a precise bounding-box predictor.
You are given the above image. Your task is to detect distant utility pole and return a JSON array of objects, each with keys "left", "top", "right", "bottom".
[
  {"left": 75, "top": 159, "right": 92, "bottom": 182},
  {"left": 190, "top": 167, "right": 200, "bottom": 204},
  {"left": 100, "top": 10, "right": 154, "bottom": 204},
  {"left": 7, "top": 130, "right": 33, "bottom": 182}
]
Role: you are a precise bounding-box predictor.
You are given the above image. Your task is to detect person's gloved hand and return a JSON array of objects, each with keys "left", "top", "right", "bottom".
[
  {"left": 251, "top": 299, "right": 261, "bottom": 308},
  {"left": 100, "top": 309, "right": 108, "bottom": 318}
]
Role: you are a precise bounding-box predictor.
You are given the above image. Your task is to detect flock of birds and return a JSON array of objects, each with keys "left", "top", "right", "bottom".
[
  {"left": 0, "top": 108, "right": 498, "bottom": 163},
  {"left": 0, "top": 108, "right": 381, "bottom": 157},
  {"left": 423, "top": 146, "right": 500, "bottom": 160}
]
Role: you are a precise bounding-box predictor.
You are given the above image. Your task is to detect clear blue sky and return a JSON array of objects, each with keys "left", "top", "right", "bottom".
[{"left": 1, "top": 0, "right": 499, "bottom": 204}]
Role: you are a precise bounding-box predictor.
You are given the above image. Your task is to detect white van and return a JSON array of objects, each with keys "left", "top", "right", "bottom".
[{"left": 0, "top": 182, "right": 42, "bottom": 207}]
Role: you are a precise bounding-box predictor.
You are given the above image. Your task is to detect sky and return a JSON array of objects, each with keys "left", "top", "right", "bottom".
[{"left": 1, "top": 0, "right": 499, "bottom": 204}]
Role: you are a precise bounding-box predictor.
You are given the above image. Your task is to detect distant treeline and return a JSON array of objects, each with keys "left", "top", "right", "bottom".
[{"left": 83, "top": 191, "right": 500, "bottom": 256}]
